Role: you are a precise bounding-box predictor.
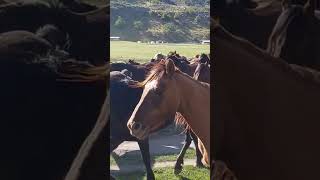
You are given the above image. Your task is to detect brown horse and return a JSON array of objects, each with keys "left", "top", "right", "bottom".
[
  {"left": 127, "top": 59, "right": 210, "bottom": 166},
  {"left": 213, "top": 21, "right": 320, "bottom": 180},
  {"left": 194, "top": 62, "right": 210, "bottom": 83}
]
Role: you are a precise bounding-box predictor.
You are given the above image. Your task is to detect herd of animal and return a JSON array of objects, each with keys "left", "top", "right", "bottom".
[
  {"left": 110, "top": 52, "right": 210, "bottom": 179},
  {"left": 3, "top": 0, "right": 320, "bottom": 179},
  {"left": 0, "top": 0, "right": 108, "bottom": 180},
  {"left": 111, "top": 0, "right": 320, "bottom": 179},
  {"left": 212, "top": 0, "right": 320, "bottom": 179}
]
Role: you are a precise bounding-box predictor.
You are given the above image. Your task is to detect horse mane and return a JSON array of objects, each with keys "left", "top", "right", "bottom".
[
  {"left": 247, "top": 0, "right": 281, "bottom": 16},
  {"left": 56, "top": 60, "right": 108, "bottom": 82},
  {"left": 131, "top": 60, "right": 175, "bottom": 88},
  {"left": 212, "top": 21, "right": 320, "bottom": 87},
  {"left": 27, "top": 50, "right": 108, "bottom": 83},
  {"left": 175, "top": 112, "right": 190, "bottom": 132}
]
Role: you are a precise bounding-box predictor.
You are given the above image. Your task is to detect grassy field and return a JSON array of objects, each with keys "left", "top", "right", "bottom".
[
  {"left": 110, "top": 149, "right": 196, "bottom": 166},
  {"left": 116, "top": 166, "right": 210, "bottom": 180},
  {"left": 111, "top": 148, "right": 210, "bottom": 179},
  {"left": 110, "top": 41, "right": 210, "bottom": 63}
]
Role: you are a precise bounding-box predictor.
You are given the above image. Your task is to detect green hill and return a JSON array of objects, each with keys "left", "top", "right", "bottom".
[{"left": 110, "top": 0, "right": 210, "bottom": 43}]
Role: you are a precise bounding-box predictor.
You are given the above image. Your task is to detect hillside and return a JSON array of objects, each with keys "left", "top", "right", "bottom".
[{"left": 110, "top": 0, "right": 210, "bottom": 43}]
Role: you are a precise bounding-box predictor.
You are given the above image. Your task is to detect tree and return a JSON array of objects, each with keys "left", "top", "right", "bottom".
[
  {"left": 114, "top": 16, "right": 126, "bottom": 28},
  {"left": 163, "top": 23, "right": 175, "bottom": 35},
  {"left": 133, "top": 21, "right": 144, "bottom": 31}
]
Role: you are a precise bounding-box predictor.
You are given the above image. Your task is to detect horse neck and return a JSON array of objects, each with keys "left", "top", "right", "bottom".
[
  {"left": 174, "top": 72, "right": 210, "bottom": 153},
  {"left": 213, "top": 28, "right": 320, "bottom": 179}
]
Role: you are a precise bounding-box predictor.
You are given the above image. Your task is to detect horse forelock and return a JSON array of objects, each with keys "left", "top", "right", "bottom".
[{"left": 131, "top": 59, "right": 180, "bottom": 88}]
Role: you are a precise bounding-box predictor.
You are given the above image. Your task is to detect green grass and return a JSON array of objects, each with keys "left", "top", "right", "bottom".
[
  {"left": 116, "top": 166, "right": 210, "bottom": 180},
  {"left": 110, "top": 148, "right": 196, "bottom": 166},
  {"left": 110, "top": 41, "right": 210, "bottom": 63},
  {"left": 111, "top": 148, "right": 209, "bottom": 179}
]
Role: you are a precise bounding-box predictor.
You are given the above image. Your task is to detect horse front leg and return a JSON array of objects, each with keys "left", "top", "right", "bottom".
[
  {"left": 137, "top": 139, "right": 155, "bottom": 180},
  {"left": 174, "top": 130, "right": 192, "bottom": 175},
  {"left": 190, "top": 130, "right": 204, "bottom": 167}
]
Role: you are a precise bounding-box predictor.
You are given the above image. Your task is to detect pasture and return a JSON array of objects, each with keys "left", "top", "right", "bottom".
[
  {"left": 110, "top": 41, "right": 210, "bottom": 62},
  {"left": 111, "top": 144, "right": 210, "bottom": 179},
  {"left": 110, "top": 41, "right": 210, "bottom": 179}
]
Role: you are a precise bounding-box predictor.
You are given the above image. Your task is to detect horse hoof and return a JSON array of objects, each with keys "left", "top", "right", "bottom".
[{"left": 196, "top": 162, "right": 205, "bottom": 168}]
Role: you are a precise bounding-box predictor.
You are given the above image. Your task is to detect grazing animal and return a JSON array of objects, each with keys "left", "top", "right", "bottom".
[
  {"left": 0, "top": 51, "right": 107, "bottom": 180},
  {"left": 127, "top": 59, "right": 210, "bottom": 167},
  {"left": 153, "top": 52, "right": 166, "bottom": 61},
  {"left": 267, "top": 0, "right": 320, "bottom": 70},
  {"left": 111, "top": 62, "right": 149, "bottom": 81},
  {"left": 110, "top": 70, "right": 155, "bottom": 180},
  {"left": 213, "top": 20, "right": 320, "bottom": 180}
]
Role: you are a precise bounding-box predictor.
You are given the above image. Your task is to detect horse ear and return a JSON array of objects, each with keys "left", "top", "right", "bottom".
[
  {"left": 282, "top": 0, "right": 291, "bottom": 10},
  {"left": 303, "top": 0, "right": 315, "bottom": 17},
  {"left": 165, "top": 59, "right": 175, "bottom": 77}
]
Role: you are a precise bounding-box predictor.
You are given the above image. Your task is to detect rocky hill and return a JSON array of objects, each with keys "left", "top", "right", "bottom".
[{"left": 110, "top": 0, "right": 210, "bottom": 43}]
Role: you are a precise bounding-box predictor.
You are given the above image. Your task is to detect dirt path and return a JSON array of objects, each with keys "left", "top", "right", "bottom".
[
  {"left": 113, "top": 133, "right": 195, "bottom": 156},
  {"left": 111, "top": 132, "right": 197, "bottom": 175}
]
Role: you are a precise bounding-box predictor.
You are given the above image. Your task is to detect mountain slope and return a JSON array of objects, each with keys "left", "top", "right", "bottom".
[{"left": 110, "top": 0, "right": 210, "bottom": 43}]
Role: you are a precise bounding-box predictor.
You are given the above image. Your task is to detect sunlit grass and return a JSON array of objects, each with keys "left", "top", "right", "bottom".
[{"left": 111, "top": 41, "right": 210, "bottom": 63}]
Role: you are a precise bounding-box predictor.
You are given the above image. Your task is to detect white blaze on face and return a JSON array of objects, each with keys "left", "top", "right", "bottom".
[{"left": 145, "top": 79, "right": 158, "bottom": 91}]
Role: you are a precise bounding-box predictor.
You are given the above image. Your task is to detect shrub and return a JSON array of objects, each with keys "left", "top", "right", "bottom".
[
  {"left": 114, "top": 16, "right": 126, "bottom": 28},
  {"left": 133, "top": 21, "right": 144, "bottom": 31},
  {"left": 163, "top": 23, "right": 176, "bottom": 35}
]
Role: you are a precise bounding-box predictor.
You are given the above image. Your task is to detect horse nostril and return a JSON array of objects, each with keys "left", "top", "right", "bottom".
[{"left": 132, "top": 122, "right": 142, "bottom": 131}]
